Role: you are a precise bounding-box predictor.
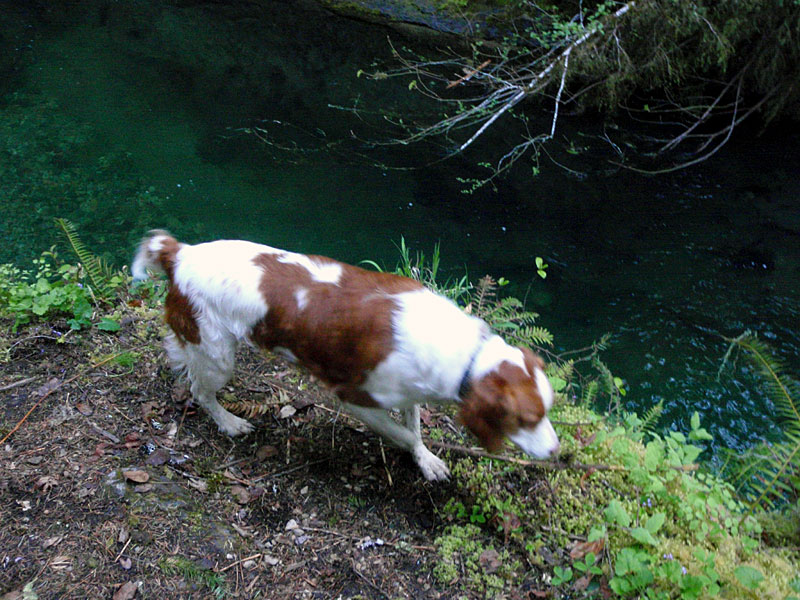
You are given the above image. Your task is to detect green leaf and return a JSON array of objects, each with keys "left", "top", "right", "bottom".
[
  {"left": 552, "top": 566, "right": 573, "bottom": 585},
  {"left": 734, "top": 566, "right": 764, "bottom": 590},
  {"left": 644, "top": 512, "right": 665, "bottom": 535},
  {"left": 96, "top": 318, "right": 121, "bottom": 332},
  {"left": 609, "top": 577, "right": 632, "bottom": 595},
  {"left": 644, "top": 441, "right": 662, "bottom": 471},
  {"left": 614, "top": 548, "right": 643, "bottom": 576},
  {"left": 689, "top": 427, "right": 714, "bottom": 441},
  {"left": 605, "top": 500, "right": 631, "bottom": 528},
  {"left": 630, "top": 527, "right": 659, "bottom": 546},
  {"left": 682, "top": 444, "right": 703, "bottom": 464},
  {"left": 21, "top": 581, "right": 38, "bottom": 600},
  {"left": 588, "top": 526, "right": 606, "bottom": 542},
  {"left": 691, "top": 411, "right": 700, "bottom": 430}
]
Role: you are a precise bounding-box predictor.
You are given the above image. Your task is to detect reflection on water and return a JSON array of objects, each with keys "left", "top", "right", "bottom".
[{"left": 2, "top": 1, "right": 799, "bottom": 454}]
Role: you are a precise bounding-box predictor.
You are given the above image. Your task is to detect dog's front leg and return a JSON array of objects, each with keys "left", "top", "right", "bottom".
[{"left": 345, "top": 404, "right": 450, "bottom": 481}]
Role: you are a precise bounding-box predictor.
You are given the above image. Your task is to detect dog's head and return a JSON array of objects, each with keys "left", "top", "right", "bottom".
[{"left": 459, "top": 345, "right": 559, "bottom": 458}]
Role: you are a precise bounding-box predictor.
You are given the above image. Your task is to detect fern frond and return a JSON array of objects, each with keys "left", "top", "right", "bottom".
[
  {"left": 473, "top": 276, "right": 497, "bottom": 315},
  {"left": 55, "top": 218, "right": 115, "bottom": 300},
  {"left": 721, "top": 331, "right": 800, "bottom": 508},
  {"left": 516, "top": 326, "right": 554, "bottom": 347},
  {"left": 733, "top": 333, "right": 799, "bottom": 424},
  {"left": 581, "top": 380, "right": 600, "bottom": 405},
  {"left": 592, "top": 356, "right": 615, "bottom": 396},
  {"left": 222, "top": 397, "right": 284, "bottom": 419},
  {"left": 730, "top": 442, "right": 800, "bottom": 508},
  {"left": 639, "top": 400, "right": 664, "bottom": 434}
]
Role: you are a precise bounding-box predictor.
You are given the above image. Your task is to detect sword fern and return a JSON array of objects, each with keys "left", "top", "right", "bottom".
[
  {"left": 54, "top": 218, "right": 116, "bottom": 302},
  {"left": 720, "top": 331, "right": 800, "bottom": 509}
]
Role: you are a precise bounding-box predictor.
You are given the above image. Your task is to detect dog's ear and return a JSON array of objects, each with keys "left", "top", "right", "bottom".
[
  {"left": 458, "top": 373, "right": 513, "bottom": 453},
  {"left": 459, "top": 355, "right": 549, "bottom": 452},
  {"left": 519, "top": 346, "right": 544, "bottom": 377}
]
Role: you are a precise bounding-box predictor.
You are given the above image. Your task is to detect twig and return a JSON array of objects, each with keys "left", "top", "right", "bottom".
[
  {"left": 351, "top": 562, "right": 391, "bottom": 600},
  {"left": 430, "top": 441, "right": 625, "bottom": 471},
  {"left": 446, "top": 59, "right": 492, "bottom": 89},
  {"left": 219, "top": 553, "right": 262, "bottom": 573},
  {"left": 459, "top": 89, "right": 525, "bottom": 152},
  {"left": 114, "top": 538, "right": 132, "bottom": 563},
  {"left": 379, "top": 439, "right": 393, "bottom": 486},
  {"left": 106, "top": 400, "right": 137, "bottom": 424},
  {"left": 550, "top": 47, "right": 571, "bottom": 138},
  {"left": 0, "top": 376, "right": 38, "bottom": 392},
  {"left": 221, "top": 470, "right": 253, "bottom": 486}
]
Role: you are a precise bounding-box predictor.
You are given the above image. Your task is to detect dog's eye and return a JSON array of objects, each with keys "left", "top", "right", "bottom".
[{"left": 518, "top": 414, "right": 540, "bottom": 428}]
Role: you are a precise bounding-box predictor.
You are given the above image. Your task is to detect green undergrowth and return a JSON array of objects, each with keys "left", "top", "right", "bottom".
[
  {"left": 0, "top": 249, "right": 165, "bottom": 338},
  {"left": 369, "top": 240, "right": 800, "bottom": 598},
  {"left": 2, "top": 239, "right": 799, "bottom": 599},
  {"left": 435, "top": 401, "right": 799, "bottom": 598}
]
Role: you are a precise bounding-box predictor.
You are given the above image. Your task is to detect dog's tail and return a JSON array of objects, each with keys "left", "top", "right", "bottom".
[{"left": 131, "top": 229, "right": 183, "bottom": 281}]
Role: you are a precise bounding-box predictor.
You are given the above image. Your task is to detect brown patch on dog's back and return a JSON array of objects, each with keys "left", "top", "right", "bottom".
[{"left": 249, "top": 253, "right": 422, "bottom": 400}]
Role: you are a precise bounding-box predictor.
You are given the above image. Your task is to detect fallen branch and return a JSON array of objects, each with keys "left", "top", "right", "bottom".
[
  {"left": 430, "top": 441, "right": 623, "bottom": 471},
  {"left": 430, "top": 441, "right": 698, "bottom": 472}
]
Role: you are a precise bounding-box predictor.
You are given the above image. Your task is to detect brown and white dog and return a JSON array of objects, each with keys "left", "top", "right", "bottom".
[{"left": 132, "top": 231, "right": 559, "bottom": 480}]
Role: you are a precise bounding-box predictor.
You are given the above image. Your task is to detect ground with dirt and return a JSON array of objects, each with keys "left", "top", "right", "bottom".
[{"left": 0, "top": 307, "right": 554, "bottom": 600}]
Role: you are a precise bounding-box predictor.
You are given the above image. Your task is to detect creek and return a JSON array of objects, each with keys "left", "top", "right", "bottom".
[{"left": 2, "top": 0, "right": 799, "bottom": 456}]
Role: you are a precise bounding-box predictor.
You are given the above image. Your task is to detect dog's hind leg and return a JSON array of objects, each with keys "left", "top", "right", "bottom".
[
  {"left": 165, "top": 333, "right": 254, "bottom": 436},
  {"left": 346, "top": 404, "right": 450, "bottom": 481}
]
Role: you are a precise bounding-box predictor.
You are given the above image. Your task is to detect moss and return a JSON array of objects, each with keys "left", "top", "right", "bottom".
[
  {"left": 756, "top": 503, "right": 800, "bottom": 547},
  {"left": 435, "top": 391, "right": 799, "bottom": 599},
  {"left": 433, "top": 524, "right": 519, "bottom": 593}
]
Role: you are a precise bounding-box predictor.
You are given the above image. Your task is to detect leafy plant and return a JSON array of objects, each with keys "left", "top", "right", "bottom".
[
  {"left": 0, "top": 248, "right": 94, "bottom": 331},
  {"left": 551, "top": 565, "right": 573, "bottom": 586}
]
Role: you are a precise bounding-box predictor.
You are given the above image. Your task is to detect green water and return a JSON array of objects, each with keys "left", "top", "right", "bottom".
[{"left": 2, "top": 1, "right": 799, "bottom": 454}]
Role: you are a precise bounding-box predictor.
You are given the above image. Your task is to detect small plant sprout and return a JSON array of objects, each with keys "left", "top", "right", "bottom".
[{"left": 535, "top": 257, "right": 548, "bottom": 279}]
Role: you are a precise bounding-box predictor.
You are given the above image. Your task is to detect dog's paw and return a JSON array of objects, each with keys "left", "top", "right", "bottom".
[
  {"left": 217, "top": 413, "right": 254, "bottom": 437},
  {"left": 414, "top": 445, "right": 450, "bottom": 481}
]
